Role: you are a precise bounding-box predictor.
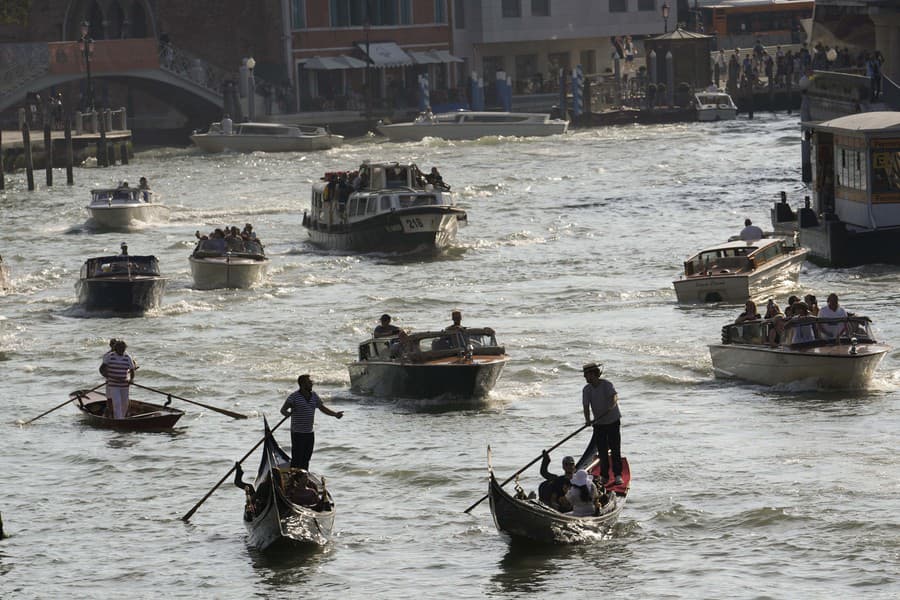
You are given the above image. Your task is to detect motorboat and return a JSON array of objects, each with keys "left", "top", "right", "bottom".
[
  {"left": 302, "top": 161, "right": 467, "bottom": 253},
  {"left": 189, "top": 236, "right": 268, "bottom": 290},
  {"left": 709, "top": 314, "right": 889, "bottom": 389},
  {"left": 190, "top": 121, "right": 343, "bottom": 153},
  {"left": 693, "top": 90, "right": 738, "bottom": 121},
  {"left": 85, "top": 185, "right": 169, "bottom": 230},
  {"left": 76, "top": 245, "right": 167, "bottom": 314},
  {"left": 69, "top": 389, "right": 184, "bottom": 431},
  {"left": 348, "top": 327, "right": 508, "bottom": 399},
  {"left": 487, "top": 446, "right": 631, "bottom": 544},
  {"left": 242, "top": 419, "right": 335, "bottom": 550},
  {"left": 376, "top": 110, "right": 569, "bottom": 141},
  {"left": 673, "top": 236, "right": 808, "bottom": 304}
]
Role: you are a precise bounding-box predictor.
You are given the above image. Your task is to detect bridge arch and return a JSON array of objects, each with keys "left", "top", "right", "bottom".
[{"left": 63, "top": 0, "right": 158, "bottom": 41}]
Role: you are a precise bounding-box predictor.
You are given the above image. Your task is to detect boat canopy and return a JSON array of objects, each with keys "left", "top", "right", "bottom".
[
  {"left": 90, "top": 188, "right": 152, "bottom": 204},
  {"left": 683, "top": 237, "right": 791, "bottom": 276},
  {"left": 82, "top": 255, "right": 161, "bottom": 278}
]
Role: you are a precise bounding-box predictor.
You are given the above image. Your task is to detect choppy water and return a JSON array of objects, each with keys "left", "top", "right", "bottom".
[{"left": 1, "top": 114, "right": 899, "bottom": 599}]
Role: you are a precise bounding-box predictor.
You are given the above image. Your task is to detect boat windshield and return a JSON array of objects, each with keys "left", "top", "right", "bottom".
[
  {"left": 685, "top": 248, "right": 753, "bottom": 275},
  {"left": 86, "top": 256, "right": 160, "bottom": 278},
  {"left": 723, "top": 316, "right": 877, "bottom": 347}
]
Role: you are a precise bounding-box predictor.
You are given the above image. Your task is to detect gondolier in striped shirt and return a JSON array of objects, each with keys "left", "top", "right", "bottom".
[
  {"left": 280, "top": 374, "right": 344, "bottom": 470},
  {"left": 100, "top": 339, "right": 137, "bottom": 419}
]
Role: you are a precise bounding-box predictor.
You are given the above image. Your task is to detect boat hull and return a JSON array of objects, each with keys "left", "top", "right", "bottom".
[
  {"left": 189, "top": 256, "right": 268, "bottom": 290},
  {"left": 70, "top": 390, "right": 184, "bottom": 430},
  {"left": 76, "top": 276, "right": 167, "bottom": 313},
  {"left": 488, "top": 470, "right": 626, "bottom": 544},
  {"left": 696, "top": 107, "right": 737, "bottom": 121},
  {"left": 378, "top": 122, "right": 568, "bottom": 141},
  {"left": 348, "top": 357, "right": 507, "bottom": 399},
  {"left": 190, "top": 133, "right": 342, "bottom": 153},
  {"left": 304, "top": 206, "right": 464, "bottom": 253},
  {"left": 673, "top": 250, "right": 806, "bottom": 303},
  {"left": 87, "top": 204, "right": 170, "bottom": 230},
  {"left": 709, "top": 343, "right": 888, "bottom": 389}
]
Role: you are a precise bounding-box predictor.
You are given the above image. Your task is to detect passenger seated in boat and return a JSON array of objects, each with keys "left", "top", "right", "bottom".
[
  {"left": 565, "top": 469, "right": 599, "bottom": 517},
  {"left": 283, "top": 468, "right": 321, "bottom": 507},
  {"left": 538, "top": 452, "right": 575, "bottom": 512},
  {"left": 242, "top": 223, "right": 257, "bottom": 240},
  {"left": 764, "top": 299, "right": 782, "bottom": 319},
  {"left": 767, "top": 314, "right": 786, "bottom": 346},
  {"left": 734, "top": 300, "right": 761, "bottom": 324},
  {"left": 390, "top": 330, "right": 417, "bottom": 359},
  {"left": 374, "top": 313, "right": 401, "bottom": 337},
  {"left": 787, "top": 302, "right": 817, "bottom": 344}
]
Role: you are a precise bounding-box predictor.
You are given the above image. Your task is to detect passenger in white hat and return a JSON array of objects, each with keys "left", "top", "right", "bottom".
[{"left": 565, "top": 469, "right": 598, "bottom": 516}]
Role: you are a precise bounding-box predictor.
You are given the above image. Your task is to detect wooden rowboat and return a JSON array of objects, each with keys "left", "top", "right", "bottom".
[
  {"left": 488, "top": 450, "right": 631, "bottom": 545},
  {"left": 243, "top": 420, "right": 335, "bottom": 550},
  {"left": 69, "top": 389, "right": 184, "bottom": 431}
]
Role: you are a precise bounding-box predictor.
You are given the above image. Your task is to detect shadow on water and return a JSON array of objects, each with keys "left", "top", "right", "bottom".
[{"left": 247, "top": 541, "right": 332, "bottom": 588}]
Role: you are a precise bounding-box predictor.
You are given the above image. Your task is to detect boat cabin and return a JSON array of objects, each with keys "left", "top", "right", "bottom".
[
  {"left": 81, "top": 255, "right": 161, "bottom": 279},
  {"left": 90, "top": 187, "right": 152, "bottom": 205},
  {"left": 721, "top": 316, "right": 877, "bottom": 348},
  {"left": 357, "top": 328, "right": 504, "bottom": 362},
  {"left": 804, "top": 112, "right": 900, "bottom": 230},
  {"left": 693, "top": 92, "right": 736, "bottom": 108},
  {"left": 682, "top": 238, "right": 794, "bottom": 277},
  {"left": 192, "top": 238, "right": 265, "bottom": 258},
  {"left": 306, "top": 161, "right": 452, "bottom": 230}
]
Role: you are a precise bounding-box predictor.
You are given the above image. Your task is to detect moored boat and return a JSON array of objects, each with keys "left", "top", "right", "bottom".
[
  {"left": 488, "top": 449, "right": 631, "bottom": 545},
  {"left": 189, "top": 236, "right": 268, "bottom": 290},
  {"left": 69, "top": 389, "right": 184, "bottom": 430},
  {"left": 673, "top": 236, "right": 807, "bottom": 304},
  {"left": 76, "top": 244, "right": 167, "bottom": 314},
  {"left": 85, "top": 185, "right": 169, "bottom": 230},
  {"left": 190, "top": 121, "right": 343, "bottom": 153},
  {"left": 693, "top": 90, "right": 738, "bottom": 121},
  {"left": 377, "top": 110, "right": 569, "bottom": 141},
  {"left": 242, "top": 420, "right": 335, "bottom": 550},
  {"left": 348, "top": 327, "right": 508, "bottom": 399},
  {"left": 302, "top": 161, "right": 467, "bottom": 253},
  {"left": 709, "top": 314, "right": 889, "bottom": 389}
]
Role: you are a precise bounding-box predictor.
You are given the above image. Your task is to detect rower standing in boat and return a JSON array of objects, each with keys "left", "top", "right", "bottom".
[
  {"left": 100, "top": 340, "right": 137, "bottom": 419},
  {"left": 582, "top": 362, "right": 624, "bottom": 486},
  {"left": 279, "top": 374, "right": 344, "bottom": 470}
]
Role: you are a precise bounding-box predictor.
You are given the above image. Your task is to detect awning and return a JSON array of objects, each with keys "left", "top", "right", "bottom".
[
  {"left": 429, "top": 50, "right": 464, "bottom": 64},
  {"left": 408, "top": 49, "right": 464, "bottom": 65},
  {"left": 356, "top": 41, "right": 412, "bottom": 68},
  {"left": 303, "top": 55, "right": 367, "bottom": 70}
]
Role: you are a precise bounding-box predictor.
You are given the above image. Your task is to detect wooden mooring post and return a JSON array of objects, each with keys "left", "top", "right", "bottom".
[
  {"left": 0, "top": 128, "right": 5, "bottom": 190},
  {"left": 98, "top": 112, "right": 108, "bottom": 168},
  {"left": 23, "top": 123, "right": 35, "bottom": 191},
  {"left": 44, "top": 122, "right": 53, "bottom": 187},
  {"left": 65, "top": 117, "right": 74, "bottom": 185},
  {"left": 120, "top": 141, "right": 129, "bottom": 165}
]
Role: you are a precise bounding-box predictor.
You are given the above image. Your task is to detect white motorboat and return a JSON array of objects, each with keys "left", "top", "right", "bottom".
[
  {"left": 188, "top": 237, "right": 268, "bottom": 290},
  {"left": 376, "top": 110, "right": 569, "bottom": 141},
  {"left": 190, "top": 121, "right": 343, "bottom": 153},
  {"left": 86, "top": 186, "right": 169, "bottom": 230},
  {"left": 709, "top": 315, "right": 889, "bottom": 389},
  {"left": 673, "top": 237, "right": 808, "bottom": 304},
  {"left": 302, "top": 161, "right": 467, "bottom": 253},
  {"left": 693, "top": 91, "right": 738, "bottom": 121}
]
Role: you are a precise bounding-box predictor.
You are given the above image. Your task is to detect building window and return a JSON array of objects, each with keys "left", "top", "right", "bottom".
[
  {"left": 502, "top": 0, "right": 521, "bottom": 18},
  {"left": 637, "top": 0, "right": 655, "bottom": 10},
  {"left": 609, "top": 0, "right": 627, "bottom": 13},
  {"left": 435, "top": 0, "right": 447, "bottom": 23},
  {"left": 454, "top": 0, "right": 465, "bottom": 28},
  {"left": 291, "top": 0, "right": 306, "bottom": 28},
  {"left": 531, "top": 0, "right": 549, "bottom": 16},
  {"left": 330, "top": 0, "right": 411, "bottom": 27}
]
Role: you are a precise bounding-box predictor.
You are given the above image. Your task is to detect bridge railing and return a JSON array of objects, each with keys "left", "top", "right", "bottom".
[{"left": 160, "top": 43, "right": 227, "bottom": 100}]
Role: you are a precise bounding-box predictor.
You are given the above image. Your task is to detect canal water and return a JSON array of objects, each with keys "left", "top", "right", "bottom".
[{"left": 1, "top": 114, "right": 898, "bottom": 598}]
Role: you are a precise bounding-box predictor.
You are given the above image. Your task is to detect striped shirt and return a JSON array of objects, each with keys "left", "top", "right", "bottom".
[
  {"left": 103, "top": 352, "right": 135, "bottom": 388},
  {"left": 286, "top": 390, "right": 322, "bottom": 434}
]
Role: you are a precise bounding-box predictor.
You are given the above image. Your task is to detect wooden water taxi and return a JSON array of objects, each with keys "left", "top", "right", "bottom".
[
  {"left": 190, "top": 121, "right": 343, "bottom": 153},
  {"left": 76, "top": 245, "right": 167, "bottom": 314},
  {"left": 377, "top": 110, "right": 568, "bottom": 141},
  {"left": 86, "top": 185, "right": 169, "bottom": 230}
]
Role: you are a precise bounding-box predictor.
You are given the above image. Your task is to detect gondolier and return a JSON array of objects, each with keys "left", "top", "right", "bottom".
[
  {"left": 582, "top": 362, "right": 624, "bottom": 486},
  {"left": 280, "top": 374, "right": 344, "bottom": 470},
  {"left": 100, "top": 339, "right": 136, "bottom": 419}
]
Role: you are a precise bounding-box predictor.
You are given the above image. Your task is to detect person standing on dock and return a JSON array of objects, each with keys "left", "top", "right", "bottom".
[
  {"left": 100, "top": 340, "right": 136, "bottom": 419},
  {"left": 280, "top": 374, "right": 344, "bottom": 470},
  {"left": 582, "top": 362, "right": 623, "bottom": 486}
]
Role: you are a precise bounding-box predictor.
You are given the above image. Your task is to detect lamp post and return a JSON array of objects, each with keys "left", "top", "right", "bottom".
[
  {"left": 662, "top": 2, "right": 670, "bottom": 34},
  {"left": 246, "top": 57, "right": 256, "bottom": 121},
  {"left": 80, "top": 20, "right": 94, "bottom": 112}
]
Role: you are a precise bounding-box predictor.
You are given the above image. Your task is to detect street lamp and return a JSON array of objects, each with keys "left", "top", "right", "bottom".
[
  {"left": 246, "top": 57, "right": 256, "bottom": 121},
  {"left": 80, "top": 20, "right": 94, "bottom": 112},
  {"left": 662, "top": 2, "right": 670, "bottom": 34}
]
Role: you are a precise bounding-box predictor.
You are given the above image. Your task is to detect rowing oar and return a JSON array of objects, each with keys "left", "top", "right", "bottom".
[
  {"left": 180, "top": 413, "right": 289, "bottom": 522},
  {"left": 20, "top": 382, "right": 105, "bottom": 425},
  {"left": 130, "top": 382, "right": 248, "bottom": 420},
  {"left": 463, "top": 419, "right": 595, "bottom": 514}
]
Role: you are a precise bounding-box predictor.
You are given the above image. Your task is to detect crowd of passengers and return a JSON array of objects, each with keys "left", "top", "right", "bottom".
[
  {"left": 733, "top": 292, "right": 854, "bottom": 346},
  {"left": 193, "top": 223, "right": 264, "bottom": 255},
  {"left": 534, "top": 453, "right": 617, "bottom": 516},
  {"left": 322, "top": 165, "right": 448, "bottom": 203}
]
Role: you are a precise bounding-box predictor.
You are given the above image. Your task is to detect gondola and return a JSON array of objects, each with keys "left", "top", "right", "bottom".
[
  {"left": 69, "top": 389, "right": 184, "bottom": 431},
  {"left": 487, "top": 447, "right": 631, "bottom": 544},
  {"left": 242, "top": 420, "right": 335, "bottom": 550}
]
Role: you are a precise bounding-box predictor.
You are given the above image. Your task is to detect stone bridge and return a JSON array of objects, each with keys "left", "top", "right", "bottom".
[{"left": 0, "top": 39, "right": 229, "bottom": 122}]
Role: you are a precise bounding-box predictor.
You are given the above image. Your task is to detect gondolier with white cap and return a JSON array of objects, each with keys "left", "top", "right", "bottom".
[
  {"left": 280, "top": 374, "right": 344, "bottom": 470},
  {"left": 582, "top": 362, "right": 623, "bottom": 486}
]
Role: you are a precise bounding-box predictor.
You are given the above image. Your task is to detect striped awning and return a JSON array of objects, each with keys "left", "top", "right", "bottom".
[
  {"left": 409, "top": 49, "right": 464, "bottom": 65},
  {"left": 303, "top": 55, "right": 368, "bottom": 70},
  {"left": 356, "top": 42, "right": 412, "bottom": 68}
]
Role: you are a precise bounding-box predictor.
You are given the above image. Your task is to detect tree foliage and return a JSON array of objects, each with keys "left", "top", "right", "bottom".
[{"left": 0, "top": 0, "right": 31, "bottom": 25}]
